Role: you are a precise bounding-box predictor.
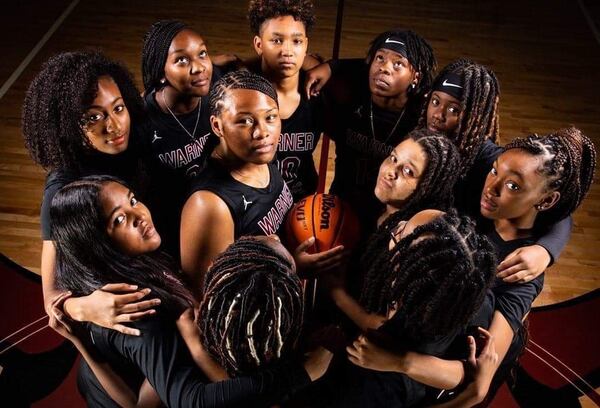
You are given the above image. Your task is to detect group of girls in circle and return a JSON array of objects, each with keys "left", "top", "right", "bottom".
[{"left": 19, "top": 0, "right": 596, "bottom": 406}]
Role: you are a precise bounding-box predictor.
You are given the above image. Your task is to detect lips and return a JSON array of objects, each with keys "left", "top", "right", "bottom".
[
  {"left": 377, "top": 176, "right": 393, "bottom": 190},
  {"left": 191, "top": 77, "right": 209, "bottom": 87},
  {"left": 106, "top": 134, "right": 126, "bottom": 146},
  {"left": 253, "top": 143, "right": 274, "bottom": 154},
  {"left": 428, "top": 122, "right": 443, "bottom": 133},
  {"left": 372, "top": 75, "right": 390, "bottom": 89},
  {"left": 480, "top": 194, "right": 497, "bottom": 212},
  {"left": 279, "top": 60, "right": 296, "bottom": 69},
  {"left": 141, "top": 224, "right": 156, "bottom": 239}
]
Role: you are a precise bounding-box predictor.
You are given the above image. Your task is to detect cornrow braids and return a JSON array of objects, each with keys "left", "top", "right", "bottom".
[
  {"left": 366, "top": 29, "right": 436, "bottom": 102},
  {"left": 209, "top": 70, "right": 278, "bottom": 116},
  {"left": 504, "top": 127, "right": 596, "bottom": 228},
  {"left": 141, "top": 19, "right": 188, "bottom": 92},
  {"left": 361, "top": 210, "right": 496, "bottom": 341},
  {"left": 360, "top": 128, "right": 461, "bottom": 271},
  {"left": 419, "top": 59, "right": 501, "bottom": 173},
  {"left": 199, "top": 237, "right": 304, "bottom": 376},
  {"left": 248, "top": 0, "right": 316, "bottom": 34},
  {"left": 22, "top": 51, "right": 144, "bottom": 173}
]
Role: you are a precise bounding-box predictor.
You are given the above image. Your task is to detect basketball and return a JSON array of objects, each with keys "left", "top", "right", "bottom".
[{"left": 285, "top": 193, "right": 360, "bottom": 253}]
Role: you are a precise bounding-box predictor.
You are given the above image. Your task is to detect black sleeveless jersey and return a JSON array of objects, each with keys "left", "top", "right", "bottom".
[
  {"left": 329, "top": 90, "right": 418, "bottom": 234},
  {"left": 188, "top": 160, "right": 294, "bottom": 238},
  {"left": 275, "top": 76, "right": 324, "bottom": 201}
]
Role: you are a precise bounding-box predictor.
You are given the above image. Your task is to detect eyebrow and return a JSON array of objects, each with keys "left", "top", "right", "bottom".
[
  {"left": 494, "top": 160, "right": 524, "bottom": 179},
  {"left": 236, "top": 107, "right": 278, "bottom": 115},
  {"left": 87, "top": 96, "right": 123, "bottom": 110},
  {"left": 393, "top": 148, "right": 423, "bottom": 173},
  {"left": 107, "top": 190, "right": 133, "bottom": 221}
]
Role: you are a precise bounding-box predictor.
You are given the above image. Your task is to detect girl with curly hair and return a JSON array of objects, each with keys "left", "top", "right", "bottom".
[{"left": 22, "top": 51, "right": 156, "bottom": 336}]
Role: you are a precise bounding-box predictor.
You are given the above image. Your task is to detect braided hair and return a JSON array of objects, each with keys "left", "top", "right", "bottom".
[
  {"left": 248, "top": 0, "right": 316, "bottom": 34},
  {"left": 22, "top": 51, "right": 144, "bottom": 173},
  {"left": 360, "top": 128, "right": 461, "bottom": 271},
  {"left": 51, "top": 175, "right": 194, "bottom": 316},
  {"left": 361, "top": 210, "right": 496, "bottom": 341},
  {"left": 504, "top": 127, "right": 596, "bottom": 229},
  {"left": 366, "top": 29, "right": 436, "bottom": 102},
  {"left": 420, "top": 59, "right": 500, "bottom": 173},
  {"left": 141, "top": 19, "right": 188, "bottom": 92},
  {"left": 199, "top": 237, "right": 303, "bottom": 376},
  {"left": 209, "top": 70, "right": 278, "bottom": 116}
]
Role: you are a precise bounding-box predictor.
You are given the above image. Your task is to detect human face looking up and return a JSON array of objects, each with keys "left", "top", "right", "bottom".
[
  {"left": 375, "top": 138, "right": 428, "bottom": 209},
  {"left": 101, "top": 181, "right": 162, "bottom": 256},
  {"left": 254, "top": 15, "right": 308, "bottom": 79},
  {"left": 389, "top": 209, "right": 444, "bottom": 250},
  {"left": 369, "top": 48, "right": 419, "bottom": 103},
  {"left": 163, "top": 29, "right": 212, "bottom": 97},
  {"left": 82, "top": 76, "right": 130, "bottom": 155},
  {"left": 427, "top": 91, "right": 462, "bottom": 136},
  {"left": 480, "top": 149, "right": 560, "bottom": 228},
  {"left": 210, "top": 89, "right": 281, "bottom": 164}
]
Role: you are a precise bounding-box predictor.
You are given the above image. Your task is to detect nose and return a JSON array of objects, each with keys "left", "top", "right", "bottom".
[
  {"left": 432, "top": 106, "right": 444, "bottom": 121},
  {"left": 131, "top": 208, "right": 147, "bottom": 228},
  {"left": 190, "top": 59, "right": 205, "bottom": 74},
  {"left": 379, "top": 58, "right": 393, "bottom": 74},
  {"left": 485, "top": 178, "right": 500, "bottom": 196},
  {"left": 253, "top": 120, "right": 269, "bottom": 140},
  {"left": 106, "top": 114, "right": 121, "bottom": 135},
  {"left": 282, "top": 40, "right": 293, "bottom": 56}
]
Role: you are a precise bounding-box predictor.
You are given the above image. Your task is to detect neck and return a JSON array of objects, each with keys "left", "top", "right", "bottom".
[
  {"left": 378, "top": 204, "right": 399, "bottom": 227},
  {"left": 262, "top": 63, "right": 300, "bottom": 94},
  {"left": 212, "top": 145, "right": 270, "bottom": 187},
  {"left": 158, "top": 86, "right": 200, "bottom": 114},
  {"left": 372, "top": 93, "right": 408, "bottom": 112},
  {"left": 493, "top": 214, "right": 536, "bottom": 240}
]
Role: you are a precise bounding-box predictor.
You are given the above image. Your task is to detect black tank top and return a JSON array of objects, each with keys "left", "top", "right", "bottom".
[
  {"left": 188, "top": 160, "right": 293, "bottom": 238},
  {"left": 275, "top": 75, "right": 324, "bottom": 201}
]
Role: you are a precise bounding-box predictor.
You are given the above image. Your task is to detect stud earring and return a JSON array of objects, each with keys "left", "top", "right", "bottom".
[
  {"left": 411, "top": 83, "right": 416, "bottom": 89},
  {"left": 160, "top": 78, "right": 166, "bottom": 84}
]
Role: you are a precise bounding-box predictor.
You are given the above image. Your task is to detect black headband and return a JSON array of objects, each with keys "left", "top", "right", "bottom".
[
  {"left": 433, "top": 72, "right": 464, "bottom": 100},
  {"left": 377, "top": 34, "right": 408, "bottom": 60}
]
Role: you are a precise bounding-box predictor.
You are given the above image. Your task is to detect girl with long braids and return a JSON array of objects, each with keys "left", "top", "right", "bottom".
[
  {"left": 304, "top": 29, "right": 436, "bottom": 234},
  {"left": 22, "top": 51, "right": 158, "bottom": 337},
  {"left": 422, "top": 59, "right": 573, "bottom": 285},
  {"left": 323, "top": 128, "right": 461, "bottom": 331},
  {"left": 319, "top": 209, "right": 497, "bottom": 408},
  {"left": 347, "top": 127, "right": 596, "bottom": 407},
  {"left": 48, "top": 176, "right": 332, "bottom": 407}
]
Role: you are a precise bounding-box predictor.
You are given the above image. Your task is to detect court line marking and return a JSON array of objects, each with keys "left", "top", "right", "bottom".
[
  {"left": 578, "top": 0, "right": 600, "bottom": 45},
  {"left": 0, "top": 315, "right": 47, "bottom": 345},
  {"left": 0, "top": 0, "right": 80, "bottom": 101}
]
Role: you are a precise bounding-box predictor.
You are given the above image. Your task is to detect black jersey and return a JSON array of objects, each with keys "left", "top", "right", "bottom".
[
  {"left": 326, "top": 59, "right": 420, "bottom": 234},
  {"left": 188, "top": 160, "right": 293, "bottom": 238},
  {"left": 77, "top": 314, "right": 311, "bottom": 407},
  {"left": 276, "top": 90, "right": 324, "bottom": 201}
]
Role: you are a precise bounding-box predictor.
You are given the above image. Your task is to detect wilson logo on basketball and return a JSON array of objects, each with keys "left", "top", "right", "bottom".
[{"left": 285, "top": 193, "right": 360, "bottom": 253}]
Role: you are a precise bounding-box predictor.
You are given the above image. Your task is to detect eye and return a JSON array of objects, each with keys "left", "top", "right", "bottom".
[
  {"left": 506, "top": 182, "right": 520, "bottom": 191},
  {"left": 402, "top": 166, "right": 414, "bottom": 177},
  {"left": 87, "top": 113, "right": 103, "bottom": 123},
  {"left": 430, "top": 98, "right": 439, "bottom": 106},
  {"left": 175, "top": 56, "right": 189, "bottom": 65},
  {"left": 239, "top": 117, "right": 254, "bottom": 126},
  {"left": 389, "top": 154, "right": 397, "bottom": 163},
  {"left": 266, "top": 113, "right": 278, "bottom": 121},
  {"left": 114, "top": 104, "right": 126, "bottom": 114},
  {"left": 448, "top": 106, "right": 461, "bottom": 115},
  {"left": 130, "top": 196, "right": 138, "bottom": 206},
  {"left": 490, "top": 167, "right": 497, "bottom": 176},
  {"left": 393, "top": 61, "right": 404, "bottom": 70},
  {"left": 114, "top": 214, "right": 126, "bottom": 226},
  {"left": 375, "top": 54, "right": 384, "bottom": 62},
  {"left": 199, "top": 50, "right": 208, "bottom": 58},
  {"left": 294, "top": 39, "right": 304, "bottom": 45},
  {"left": 272, "top": 38, "right": 283, "bottom": 44}
]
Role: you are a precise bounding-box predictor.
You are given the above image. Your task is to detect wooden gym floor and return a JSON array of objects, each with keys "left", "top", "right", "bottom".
[{"left": 0, "top": 0, "right": 598, "bottom": 310}]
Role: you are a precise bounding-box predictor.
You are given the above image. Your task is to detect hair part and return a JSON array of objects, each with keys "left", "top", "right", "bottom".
[
  {"left": 361, "top": 210, "right": 496, "bottom": 341},
  {"left": 208, "top": 70, "right": 278, "bottom": 117},
  {"left": 248, "top": 0, "right": 316, "bottom": 35},
  {"left": 199, "top": 237, "right": 303, "bottom": 375},
  {"left": 22, "top": 51, "right": 143, "bottom": 173},
  {"left": 504, "top": 127, "right": 596, "bottom": 228},
  {"left": 50, "top": 175, "right": 193, "bottom": 315}
]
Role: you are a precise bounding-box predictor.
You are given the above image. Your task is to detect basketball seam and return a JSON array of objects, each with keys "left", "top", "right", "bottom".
[
  {"left": 332, "top": 199, "right": 345, "bottom": 247},
  {"left": 310, "top": 193, "right": 320, "bottom": 252}
]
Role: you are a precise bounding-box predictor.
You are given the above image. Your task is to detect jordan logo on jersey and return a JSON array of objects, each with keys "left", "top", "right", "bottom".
[
  {"left": 151, "top": 130, "right": 162, "bottom": 143},
  {"left": 242, "top": 195, "right": 253, "bottom": 211}
]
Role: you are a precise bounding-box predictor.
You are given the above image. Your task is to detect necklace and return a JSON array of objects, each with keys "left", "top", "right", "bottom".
[
  {"left": 369, "top": 100, "right": 405, "bottom": 144},
  {"left": 230, "top": 167, "right": 270, "bottom": 188},
  {"left": 161, "top": 88, "right": 201, "bottom": 141}
]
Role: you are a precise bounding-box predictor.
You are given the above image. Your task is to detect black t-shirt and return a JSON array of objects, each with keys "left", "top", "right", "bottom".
[
  {"left": 188, "top": 160, "right": 293, "bottom": 238},
  {"left": 40, "top": 148, "right": 143, "bottom": 240},
  {"left": 326, "top": 60, "right": 420, "bottom": 235},
  {"left": 77, "top": 314, "right": 311, "bottom": 407},
  {"left": 276, "top": 84, "right": 324, "bottom": 201}
]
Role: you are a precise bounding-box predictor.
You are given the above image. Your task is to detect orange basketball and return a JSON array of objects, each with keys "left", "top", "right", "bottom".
[{"left": 285, "top": 193, "right": 360, "bottom": 253}]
